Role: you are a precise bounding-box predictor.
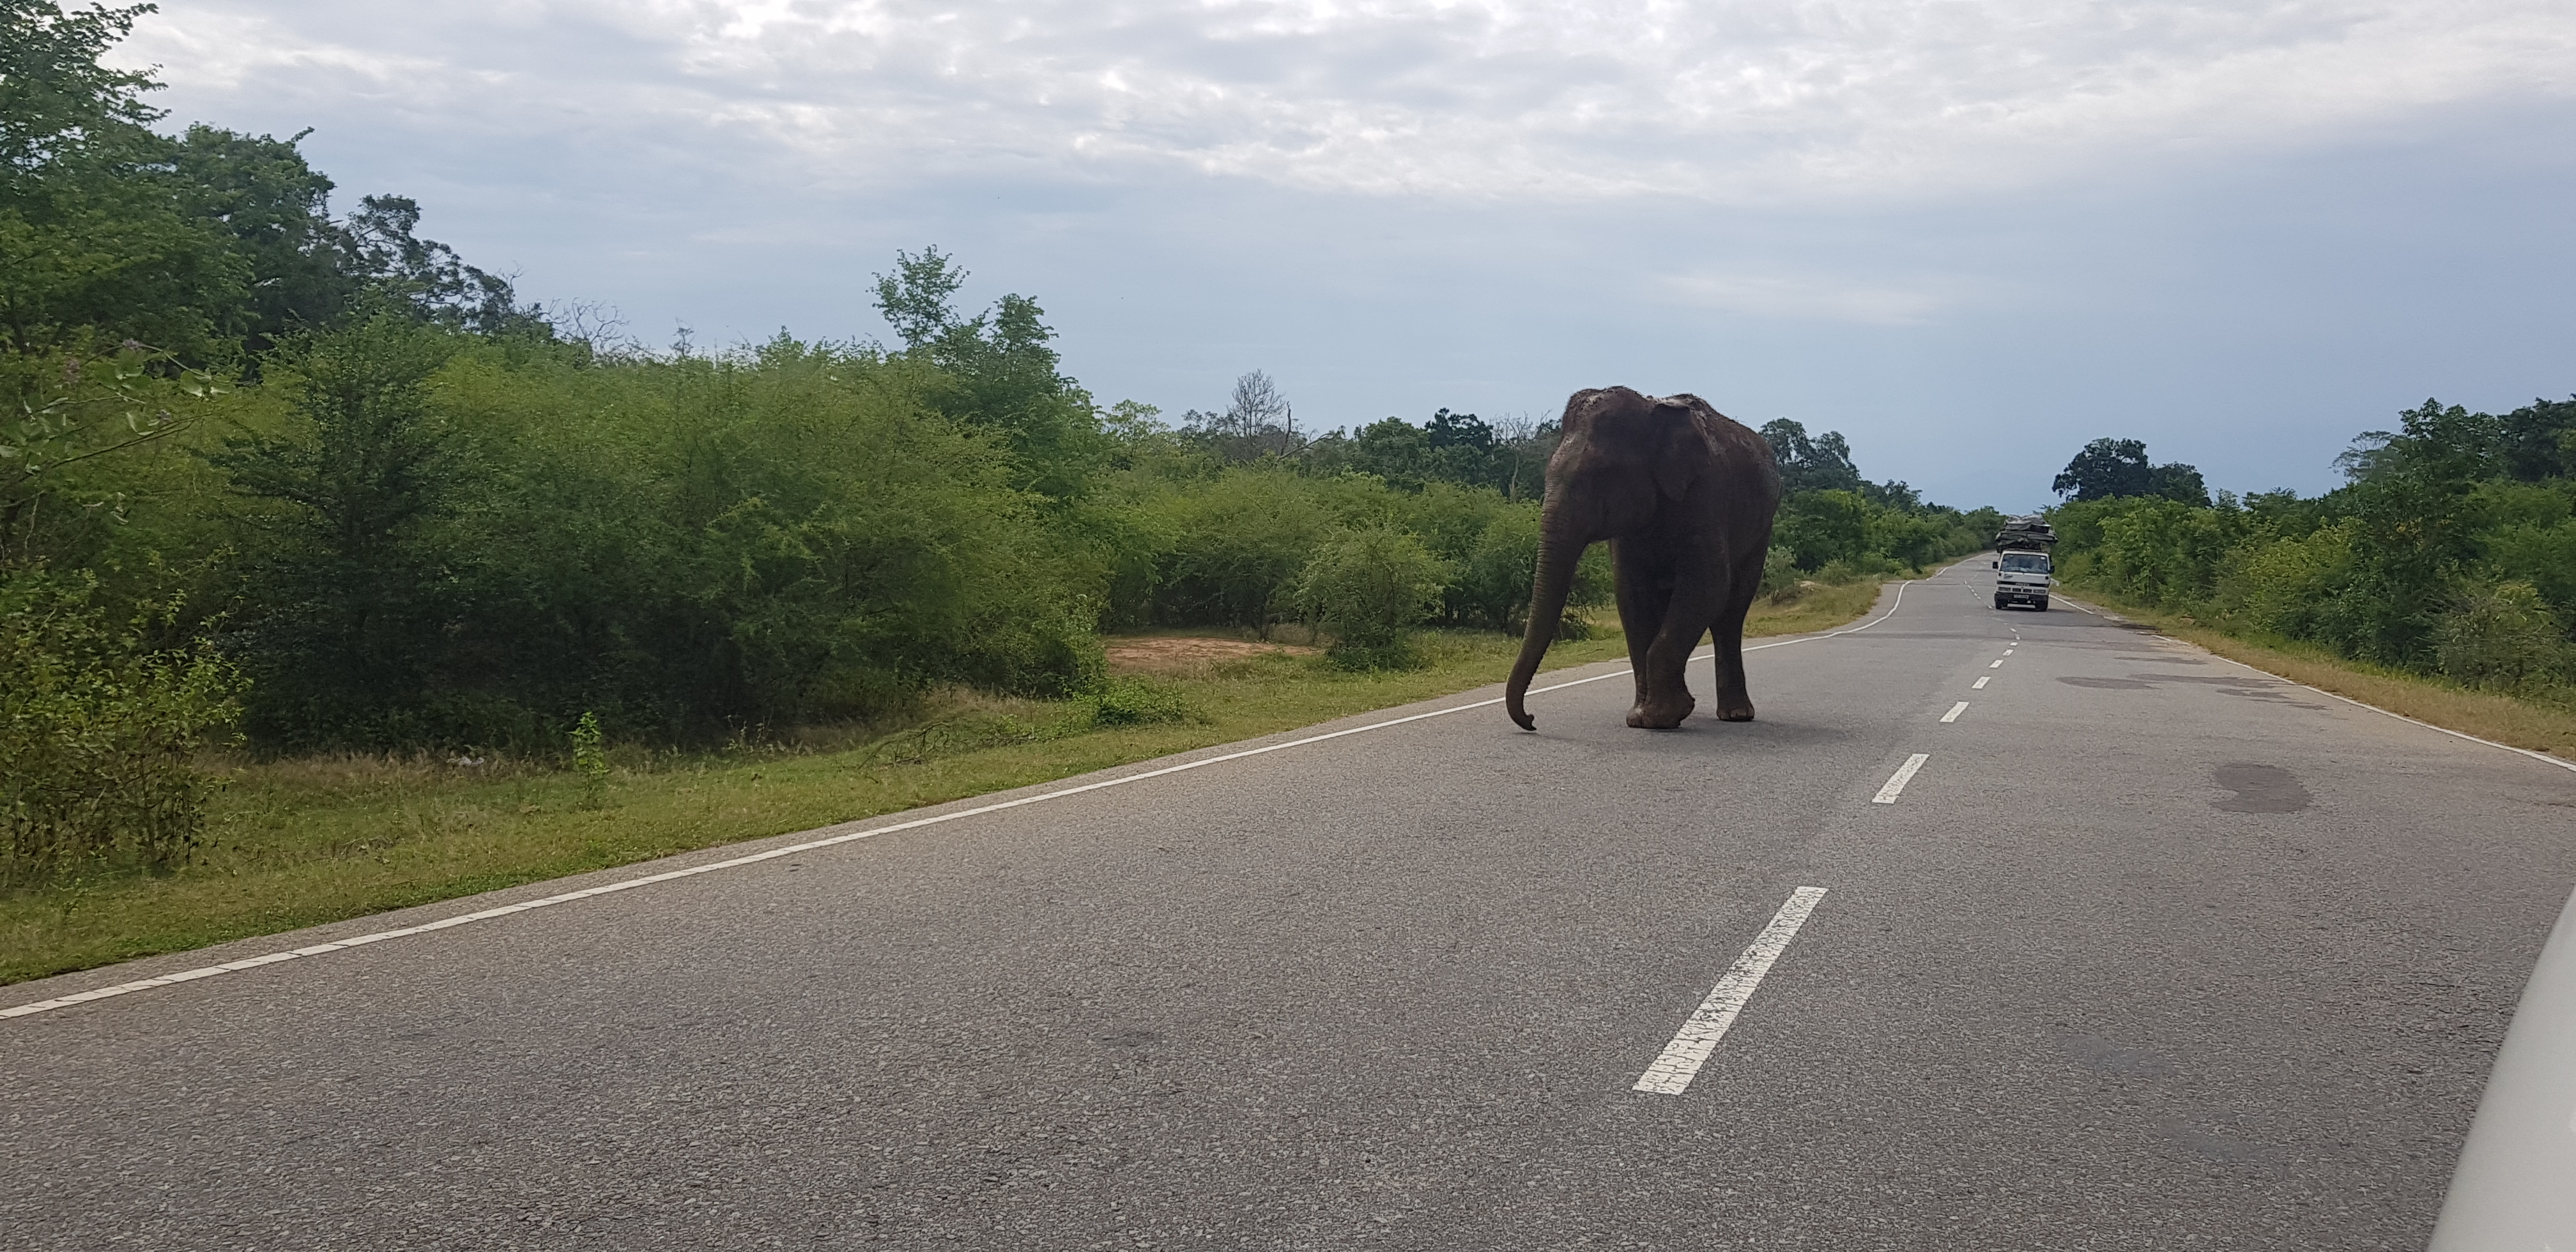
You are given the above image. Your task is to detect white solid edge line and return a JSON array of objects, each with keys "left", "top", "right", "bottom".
[
  {"left": 1873, "top": 753, "right": 1931, "bottom": 804},
  {"left": 1633, "top": 887, "right": 1828, "bottom": 1096},
  {"left": 4, "top": 579, "right": 1946, "bottom": 1023},
  {"left": 1941, "top": 701, "right": 1970, "bottom": 723}
]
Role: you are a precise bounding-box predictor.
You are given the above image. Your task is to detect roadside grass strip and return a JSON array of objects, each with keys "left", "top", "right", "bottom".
[
  {"left": 1873, "top": 754, "right": 1930, "bottom": 804},
  {"left": 3, "top": 582, "right": 1947, "bottom": 1022},
  {"left": 1633, "top": 887, "right": 1829, "bottom": 1096}
]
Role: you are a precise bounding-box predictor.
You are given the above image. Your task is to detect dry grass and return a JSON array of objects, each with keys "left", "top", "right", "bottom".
[
  {"left": 3, "top": 577, "right": 1910, "bottom": 986},
  {"left": 2058, "top": 586, "right": 2576, "bottom": 764}
]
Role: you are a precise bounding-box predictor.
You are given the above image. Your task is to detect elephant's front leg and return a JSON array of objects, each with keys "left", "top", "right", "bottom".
[
  {"left": 1612, "top": 540, "right": 1676, "bottom": 725},
  {"left": 1631, "top": 546, "right": 1726, "bottom": 729}
]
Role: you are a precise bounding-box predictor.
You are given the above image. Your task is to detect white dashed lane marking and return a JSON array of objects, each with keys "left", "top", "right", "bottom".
[
  {"left": 1972, "top": 676, "right": 1990, "bottom": 689},
  {"left": 1633, "top": 887, "right": 1828, "bottom": 1096},
  {"left": 1872, "top": 754, "right": 1930, "bottom": 804},
  {"left": 1988, "top": 659, "right": 2005, "bottom": 669},
  {"left": 1941, "top": 702, "right": 1969, "bottom": 723}
]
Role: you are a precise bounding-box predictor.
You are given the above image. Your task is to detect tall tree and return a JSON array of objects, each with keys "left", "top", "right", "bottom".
[
  {"left": 2053, "top": 438, "right": 2151, "bottom": 501},
  {"left": 0, "top": 1, "right": 247, "bottom": 357},
  {"left": 210, "top": 315, "right": 464, "bottom": 744},
  {"left": 870, "top": 246, "right": 1105, "bottom": 498},
  {"left": 1758, "top": 418, "right": 1862, "bottom": 495}
]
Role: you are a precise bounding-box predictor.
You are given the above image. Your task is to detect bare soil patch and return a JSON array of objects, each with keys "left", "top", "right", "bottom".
[{"left": 1104, "top": 635, "right": 1321, "bottom": 675}]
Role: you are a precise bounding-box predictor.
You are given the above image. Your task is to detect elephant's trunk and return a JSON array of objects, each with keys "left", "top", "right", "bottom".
[{"left": 1506, "top": 510, "right": 1588, "bottom": 731}]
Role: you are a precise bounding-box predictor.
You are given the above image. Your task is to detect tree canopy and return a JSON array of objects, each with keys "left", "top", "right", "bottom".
[{"left": 2052, "top": 437, "right": 2209, "bottom": 505}]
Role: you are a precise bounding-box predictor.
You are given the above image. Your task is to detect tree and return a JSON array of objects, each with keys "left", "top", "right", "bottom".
[
  {"left": 342, "top": 194, "right": 543, "bottom": 337},
  {"left": 2053, "top": 438, "right": 2151, "bottom": 501},
  {"left": 211, "top": 315, "right": 465, "bottom": 744},
  {"left": 1181, "top": 369, "right": 1298, "bottom": 462},
  {"left": 2147, "top": 462, "right": 2209, "bottom": 507},
  {"left": 1293, "top": 526, "right": 1450, "bottom": 668},
  {"left": 1, "top": 1, "right": 249, "bottom": 357},
  {"left": 1425, "top": 408, "right": 1493, "bottom": 452},
  {"left": 2498, "top": 396, "right": 2576, "bottom": 483},
  {"left": 870, "top": 246, "right": 1105, "bottom": 498},
  {"left": 2054, "top": 437, "right": 2205, "bottom": 504},
  {"left": 1758, "top": 418, "right": 1862, "bottom": 495}
]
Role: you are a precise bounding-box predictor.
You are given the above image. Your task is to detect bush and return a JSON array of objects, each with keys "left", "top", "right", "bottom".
[
  {"left": 1146, "top": 468, "right": 1338, "bottom": 630},
  {"left": 1758, "top": 546, "right": 1800, "bottom": 599},
  {"left": 1079, "top": 675, "right": 1196, "bottom": 727},
  {"left": 1293, "top": 528, "right": 1451, "bottom": 668},
  {"left": 1, "top": 574, "right": 241, "bottom": 884},
  {"left": 2437, "top": 581, "right": 2568, "bottom": 691},
  {"left": 2217, "top": 522, "right": 2356, "bottom": 639}
]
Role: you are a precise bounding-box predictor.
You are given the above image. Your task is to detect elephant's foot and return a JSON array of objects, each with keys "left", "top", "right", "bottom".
[
  {"left": 1716, "top": 701, "right": 1756, "bottom": 722},
  {"left": 1626, "top": 692, "right": 1695, "bottom": 729}
]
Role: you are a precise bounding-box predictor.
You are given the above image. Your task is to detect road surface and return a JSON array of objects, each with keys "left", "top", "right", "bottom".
[{"left": 7, "top": 560, "right": 2573, "bottom": 1249}]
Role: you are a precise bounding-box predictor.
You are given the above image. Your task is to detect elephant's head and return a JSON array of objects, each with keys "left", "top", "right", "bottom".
[{"left": 1505, "top": 386, "right": 1719, "bottom": 730}]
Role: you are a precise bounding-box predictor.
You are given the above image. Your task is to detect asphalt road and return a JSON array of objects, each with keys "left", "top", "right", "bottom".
[{"left": 8, "top": 560, "right": 2575, "bottom": 1250}]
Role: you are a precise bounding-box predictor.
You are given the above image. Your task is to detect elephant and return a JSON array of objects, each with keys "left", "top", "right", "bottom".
[{"left": 1505, "top": 386, "right": 1783, "bottom": 731}]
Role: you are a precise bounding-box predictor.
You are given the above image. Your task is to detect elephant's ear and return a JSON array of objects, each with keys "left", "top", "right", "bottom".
[{"left": 1650, "top": 398, "right": 1713, "bottom": 502}]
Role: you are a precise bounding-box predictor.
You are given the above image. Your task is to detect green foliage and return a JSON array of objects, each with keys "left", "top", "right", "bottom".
[
  {"left": 1293, "top": 527, "right": 1451, "bottom": 668},
  {"left": 1759, "top": 419, "right": 1862, "bottom": 495},
  {"left": 1078, "top": 675, "right": 1195, "bottom": 727},
  {"left": 210, "top": 314, "right": 464, "bottom": 745},
  {"left": 2436, "top": 582, "right": 2568, "bottom": 692},
  {"left": 1758, "top": 546, "right": 1800, "bottom": 598},
  {"left": 1, "top": 570, "right": 240, "bottom": 883},
  {"left": 569, "top": 710, "right": 608, "bottom": 806},
  {"left": 2056, "top": 394, "right": 2576, "bottom": 701},
  {"left": 2051, "top": 437, "right": 2207, "bottom": 505}
]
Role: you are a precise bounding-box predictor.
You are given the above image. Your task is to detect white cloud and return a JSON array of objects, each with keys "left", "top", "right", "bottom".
[{"left": 116, "top": 0, "right": 2576, "bottom": 207}]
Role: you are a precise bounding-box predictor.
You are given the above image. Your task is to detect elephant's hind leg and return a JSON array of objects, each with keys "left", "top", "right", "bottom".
[{"left": 1710, "top": 546, "right": 1766, "bottom": 722}]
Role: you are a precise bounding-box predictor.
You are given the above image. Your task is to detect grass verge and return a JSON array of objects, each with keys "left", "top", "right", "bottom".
[
  {"left": 2057, "top": 581, "right": 2576, "bottom": 764},
  {"left": 3, "top": 577, "right": 1903, "bottom": 985}
]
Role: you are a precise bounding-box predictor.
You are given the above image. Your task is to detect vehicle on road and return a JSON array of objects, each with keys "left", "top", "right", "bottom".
[
  {"left": 1992, "top": 549, "right": 2052, "bottom": 610},
  {"left": 2430, "top": 884, "right": 2576, "bottom": 1248},
  {"left": 1994, "top": 514, "right": 2057, "bottom": 552}
]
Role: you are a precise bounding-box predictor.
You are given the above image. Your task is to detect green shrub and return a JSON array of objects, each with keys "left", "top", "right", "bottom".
[
  {"left": 1, "top": 574, "right": 241, "bottom": 884},
  {"left": 2217, "top": 522, "right": 2356, "bottom": 639},
  {"left": 1080, "top": 675, "right": 1195, "bottom": 727},
  {"left": 570, "top": 710, "right": 609, "bottom": 807},
  {"left": 1758, "top": 546, "right": 1800, "bottom": 599},
  {"left": 1147, "top": 468, "right": 1338, "bottom": 630},
  {"left": 2437, "top": 581, "right": 2568, "bottom": 691},
  {"left": 1293, "top": 527, "right": 1451, "bottom": 668}
]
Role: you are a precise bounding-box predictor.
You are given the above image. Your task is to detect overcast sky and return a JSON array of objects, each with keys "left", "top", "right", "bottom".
[{"left": 116, "top": 0, "right": 2576, "bottom": 510}]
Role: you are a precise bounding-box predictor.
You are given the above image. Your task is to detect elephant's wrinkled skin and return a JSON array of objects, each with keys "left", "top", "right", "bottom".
[{"left": 1505, "top": 387, "right": 1784, "bottom": 731}]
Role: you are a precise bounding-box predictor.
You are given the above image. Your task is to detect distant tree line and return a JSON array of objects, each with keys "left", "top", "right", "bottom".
[{"left": 2050, "top": 401, "right": 2576, "bottom": 697}]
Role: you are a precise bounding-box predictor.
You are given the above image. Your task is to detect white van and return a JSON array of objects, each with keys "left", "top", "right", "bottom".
[{"left": 1993, "top": 550, "right": 2051, "bottom": 610}]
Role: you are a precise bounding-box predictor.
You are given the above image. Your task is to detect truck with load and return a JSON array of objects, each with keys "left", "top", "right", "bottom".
[{"left": 1992, "top": 515, "right": 2055, "bottom": 610}]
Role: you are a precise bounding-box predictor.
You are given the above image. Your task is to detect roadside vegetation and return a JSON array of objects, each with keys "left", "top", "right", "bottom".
[
  {"left": 2046, "top": 404, "right": 2576, "bottom": 761},
  {"left": 3, "top": 574, "right": 1905, "bottom": 984},
  {"left": 2, "top": 8, "right": 1979, "bottom": 980}
]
